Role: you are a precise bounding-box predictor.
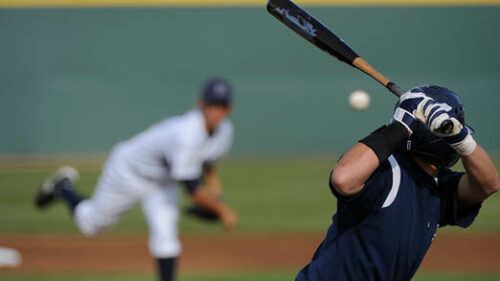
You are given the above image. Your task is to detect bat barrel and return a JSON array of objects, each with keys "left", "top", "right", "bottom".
[{"left": 267, "top": 0, "right": 359, "bottom": 64}]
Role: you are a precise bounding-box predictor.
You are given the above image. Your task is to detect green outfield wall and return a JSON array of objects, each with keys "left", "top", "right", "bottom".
[{"left": 1, "top": 6, "right": 499, "bottom": 155}]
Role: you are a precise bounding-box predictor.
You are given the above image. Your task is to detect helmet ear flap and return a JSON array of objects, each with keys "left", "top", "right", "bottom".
[
  {"left": 404, "top": 134, "right": 459, "bottom": 168},
  {"left": 454, "top": 106, "right": 465, "bottom": 124}
]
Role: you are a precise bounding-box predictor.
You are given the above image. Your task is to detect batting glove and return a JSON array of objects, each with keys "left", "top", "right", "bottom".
[
  {"left": 393, "top": 92, "right": 433, "bottom": 135},
  {"left": 414, "top": 101, "right": 476, "bottom": 155}
]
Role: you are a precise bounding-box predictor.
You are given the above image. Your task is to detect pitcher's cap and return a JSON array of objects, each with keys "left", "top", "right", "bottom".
[{"left": 201, "top": 78, "right": 232, "bottom": 106}]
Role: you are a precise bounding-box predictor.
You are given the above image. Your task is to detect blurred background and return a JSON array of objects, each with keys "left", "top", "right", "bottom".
[{"left": 1, "top": 0, "right": 499, "bottom": 280}]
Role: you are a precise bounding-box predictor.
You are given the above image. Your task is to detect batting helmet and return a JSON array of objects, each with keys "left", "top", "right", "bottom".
[{"left": 397, "top": 85, "right": 473, "bottom": 168}]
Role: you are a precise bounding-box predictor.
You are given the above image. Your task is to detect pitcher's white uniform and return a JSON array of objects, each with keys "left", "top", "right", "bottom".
[{"left": 74, "top": 109, "right": 233, "bottom": 258}]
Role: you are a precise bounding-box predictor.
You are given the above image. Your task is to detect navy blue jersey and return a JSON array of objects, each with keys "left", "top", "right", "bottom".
[{"left": 296, "top": 151, "right": 481, "bottom": 281}]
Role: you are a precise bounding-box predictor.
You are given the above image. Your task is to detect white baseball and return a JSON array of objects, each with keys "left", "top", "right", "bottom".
[{"left": 349, "top": 90, "right": 370, "bottom": 111}]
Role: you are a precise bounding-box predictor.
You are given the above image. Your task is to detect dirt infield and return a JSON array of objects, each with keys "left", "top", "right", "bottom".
[{"left": 1, "top": 232, "right": 500, "bottom": 274}]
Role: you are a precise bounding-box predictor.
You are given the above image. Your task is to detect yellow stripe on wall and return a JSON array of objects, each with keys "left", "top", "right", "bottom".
[{"left": 1, "top": 0, "right": 500, "bottom": 8}]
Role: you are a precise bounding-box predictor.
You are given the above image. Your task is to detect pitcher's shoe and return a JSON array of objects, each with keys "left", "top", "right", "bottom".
[{"left": 34, "top": 166, "right": 79, "bottom": 209}]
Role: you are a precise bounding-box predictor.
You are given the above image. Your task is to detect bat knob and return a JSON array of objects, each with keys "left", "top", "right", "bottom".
[{"left": 439, "top": 120, "right": 454, "bottom": 135}]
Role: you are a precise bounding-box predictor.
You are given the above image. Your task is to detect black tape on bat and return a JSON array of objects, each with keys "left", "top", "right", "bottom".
[{"left": 386, "top": 82, "right": 406, "bottom": 97}]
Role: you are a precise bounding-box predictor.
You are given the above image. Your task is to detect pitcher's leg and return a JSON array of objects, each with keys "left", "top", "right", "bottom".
[
  {"left": 142, "top": 186, "right": 180, "bottom": 281},
  {"left": 35, "top": 166, "right": 81, "bottom": 211},
  {"left": 157, "top": 257, "right": 177, "bottom": 281},
  {"left": 35, "top": 164, "right": 138, "bottom": 237},
  {"left": 74, "top": 172, "right": 138, "bottom": 236}
]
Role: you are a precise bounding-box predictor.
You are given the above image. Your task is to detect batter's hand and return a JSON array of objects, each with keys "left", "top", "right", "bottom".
[
  {"left": 415, "top": 102, "right": 476, "bottom": 155},
  {"left": 393, "top": 92, "right": 433, "bottom": 135}
]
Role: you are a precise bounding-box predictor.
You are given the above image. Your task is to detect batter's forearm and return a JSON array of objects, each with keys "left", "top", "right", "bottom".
[
  {"left": 331, "top": 143, "right": 379, "bottom": 196},
  {"left": 332, "top": 122, "right": 408, "bottom": 197},
  {"left": 459, "top": 145, "right": 500, "bottom": 206}
]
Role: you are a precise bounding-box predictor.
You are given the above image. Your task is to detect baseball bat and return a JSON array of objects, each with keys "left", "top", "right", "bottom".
[{"left": 266, "top": 0, "right": 453, "bottom": 134}]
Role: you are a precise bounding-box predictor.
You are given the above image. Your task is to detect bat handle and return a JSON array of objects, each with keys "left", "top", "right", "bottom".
[
  {"left": 351, "top": 58, "right": 454, "bottom": 134},
  {"left": 386, "top": 82, "right": 405, "bottom": 97}
]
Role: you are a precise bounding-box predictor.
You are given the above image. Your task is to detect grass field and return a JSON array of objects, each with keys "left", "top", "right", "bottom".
[
  {"left": 1, "top": 156, "right": 500, "bottom": 234},
  {"left": 1, "top": 156, "right": 499, "bottom": 280},
  {"left": 0, "top": 157, "right": 339, "bottom": 234}
]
